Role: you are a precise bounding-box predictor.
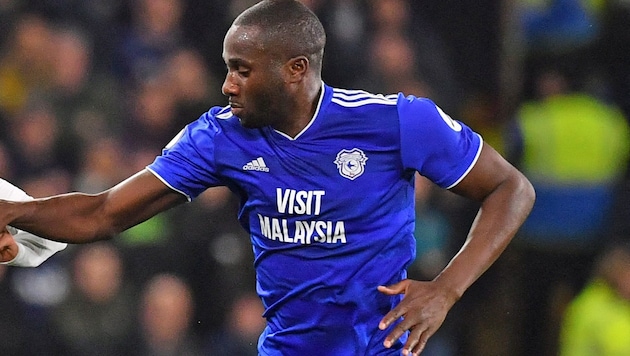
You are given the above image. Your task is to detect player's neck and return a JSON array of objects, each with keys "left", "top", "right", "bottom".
[{"left": 273, "top": 82, "right": 322, "bottom": 138}]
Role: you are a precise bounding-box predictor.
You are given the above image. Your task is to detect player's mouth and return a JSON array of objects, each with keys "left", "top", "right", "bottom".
[{"left": 229, "top": 102, "right": 243, "bottom": 116}]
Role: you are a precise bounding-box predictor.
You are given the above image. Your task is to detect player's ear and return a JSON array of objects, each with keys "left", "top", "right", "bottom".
[{"left": 286, "top": 56, "right": 309, "bottom": 82}]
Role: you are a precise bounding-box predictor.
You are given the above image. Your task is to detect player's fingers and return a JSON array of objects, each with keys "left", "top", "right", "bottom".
[
  {"left": 379, "top": 300, "right": 408, "bottom": 330},
  {"left": 377, "top": 279, "right": 410, "bottom": 295},
  {"left": 404, "top": 325, "right": 430, "bottom": 356},
  {"left": 382, "top": 321, "right": 408, "bottom": 348},
  {"left": 410, "top": 339, "right": 428, "bottom": 356}
]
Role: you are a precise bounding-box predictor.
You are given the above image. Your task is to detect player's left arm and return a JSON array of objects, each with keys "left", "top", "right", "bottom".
[
  {"left": 438, "top": 141, "right": 535, "bottom": 295},
  {"left": 379, "top": 141, "right": 535, "bottom": 355}
]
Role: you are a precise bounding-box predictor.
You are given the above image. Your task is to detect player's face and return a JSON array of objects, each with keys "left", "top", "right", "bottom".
[{"left": 222, "top": 25, "right": 290, "bottom": 129}]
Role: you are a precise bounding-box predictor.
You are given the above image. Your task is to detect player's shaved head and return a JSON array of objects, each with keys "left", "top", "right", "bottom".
[{"left": 233, "top": 0, "right": 326, "bottom": 72}]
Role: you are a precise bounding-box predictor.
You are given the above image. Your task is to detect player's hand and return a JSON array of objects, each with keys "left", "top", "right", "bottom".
[
  {"left": 377, "top": 279, "right": 457, "bottom": 356},
  {"left": 0, "top": 227, "right": 18, "bottom": 262}
]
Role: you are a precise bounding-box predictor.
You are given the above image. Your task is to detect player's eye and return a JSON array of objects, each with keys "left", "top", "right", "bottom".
[
  {"left": 225, "top": 61, "right": 250, "bottom": 78},
  {"left": 237, "top": 68, "right": 250, "bottom": 77}
]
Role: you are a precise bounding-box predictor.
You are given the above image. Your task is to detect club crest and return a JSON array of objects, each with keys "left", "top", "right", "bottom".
[{"left": 334, "top": 148, "right": 368, "bottom": 180}]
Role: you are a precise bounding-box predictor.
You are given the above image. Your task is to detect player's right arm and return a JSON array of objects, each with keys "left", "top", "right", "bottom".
[{"left": 0, "top": 169, "right": 187, "bottom": 244}]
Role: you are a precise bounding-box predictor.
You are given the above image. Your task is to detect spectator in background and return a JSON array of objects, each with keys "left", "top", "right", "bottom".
[
  {"left": 72, "top": 136, "right": 174, "bottom": 287},
  {"left": 179, "top": 0, "right": 230, "bottom": 79},
  {"left": 515, "top": 0, "right": 606, "bottom": 103},
  {"left": 559, "top": 241, "right": 630, "bottom": 356},
  {"left": 346, "top": 0, "right": 461, "bottom": 115},
  {"left": 27, "top": 0, "right": 128, "bottom": 71},
  {"left": 123, "top": 73, "right": 180, "bottom": 154},
  {"left": 358, "top": 30, "right": 430, "bottom": 97},
  {"left": 3, "top": 171, "right": 73, "bottom": 353},
  {"left": 173, "top": 186, "right": 255, "bottom": 338},
  {"left": 361, "top": 0, "right": 418, "bottom": 95},
  {"left": 117, "top": 209, "right": 176, "bottom": 287},
  {"left": 123, "top": 47, "right": 218, "bottom": 156},
  {"left": 110, "top": 142, "right": 179, "bottom": 287},
  {"left": 19, "top": 168, "right": 73, "bottom": 199},
  {"left": 600, "top": 0, "right": 630, "bottom": 119},
  {"left": 163, "top": 47, "right": 223, "bottom": 126},
  {"left": 309, "top": 0, "right": 367, "bottom": 88},
  {"left": 599, "top": 1, "right": 630, "bottom": 241},
  {"left": 5, "top": 102, "right": 77, "bottom": 182},
  {"left": 136, "top": 273, "right": 202, "bottom": 356},
  {"left": 8, "top": 233, "right": 70, "bottom": 355},
  {"left": 205, "top": 292, "right": 266, "bottom": 356},
  {"left": 111, "top": 71, "right": 183, "bottom": 288},
  {"left": 73, "top": 136, "right": 133, "bottom": 194},
  {"left": 0, "top": 265, "right": 29, "bottom": 356},
  {"left": 114, "top": 0, "right": 186, "bottom": 87},
  {"left": 0, "top": 0, "right": 20, "bottom": 50},
  {"left": 0, "top": 13, "right": 53, "bottom": 117},
  {"left": 518, "top": 0, "right": 603, "bottom": 55},
  {"left": 47, "top": 25, "right": 124, "bottom": 142},
  {"left": 507, "top": 65, "right": 630, "bottom": 356},
  {"left": 51, "top": 242, "right": 137, "bottom": 356},
  {"left": 0, "top": 142, "right": 14, "bottom": 181}
]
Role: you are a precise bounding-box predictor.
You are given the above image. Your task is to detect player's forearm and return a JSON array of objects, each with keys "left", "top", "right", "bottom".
[
  {"left": 433, "top": 172, "right": 535, "bottom": 301},
  {"left": 3, "top": 192, "right": 118, "bottom": 243},
  {"left": 2, "top": 170, "right": 185, "bottom": 244}
]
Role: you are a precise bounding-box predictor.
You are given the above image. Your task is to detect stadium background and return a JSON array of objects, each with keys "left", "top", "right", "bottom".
[{"left": 1, "top": 0, "right": 629, "bottom": 355}]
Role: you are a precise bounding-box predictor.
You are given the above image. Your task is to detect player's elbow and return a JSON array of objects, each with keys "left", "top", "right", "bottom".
[
  {"left": 518, "top": 173, "right": 536, "bottom": 212},
  {"left": 507, "top": 171, "right": 536, "bottom": 221}
]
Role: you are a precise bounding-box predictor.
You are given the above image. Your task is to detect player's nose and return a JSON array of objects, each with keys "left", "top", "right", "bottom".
[{"left": 222, "top": 73, "right": 239, "bottom": 97}]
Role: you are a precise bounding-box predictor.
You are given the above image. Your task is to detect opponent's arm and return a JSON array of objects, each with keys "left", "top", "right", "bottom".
[
  {"left": 0, "top": 226, "right": 68, "bottom": 267},
  {"left": 0, "top": 169, "right": 187, "bottom": 244},
  {"left": 0, "top": 178, "right": 67, "bottom": 266},
  {"left": 379, "top": 142, "right": 535, "bottom": 355}
]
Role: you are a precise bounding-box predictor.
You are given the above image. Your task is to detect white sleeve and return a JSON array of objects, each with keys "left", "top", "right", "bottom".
[{"left": 0, "top": 178, "right": 68, "bottom": 267}]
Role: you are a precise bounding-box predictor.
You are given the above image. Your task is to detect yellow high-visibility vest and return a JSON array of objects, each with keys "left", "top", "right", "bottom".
[{"left": 518, "top": 93, "right": 630, "bottom": 185}]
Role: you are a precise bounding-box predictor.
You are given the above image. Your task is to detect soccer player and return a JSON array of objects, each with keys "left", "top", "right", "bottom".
[{"left": 0, "top": 1, "right": 535, "bottom": 355}]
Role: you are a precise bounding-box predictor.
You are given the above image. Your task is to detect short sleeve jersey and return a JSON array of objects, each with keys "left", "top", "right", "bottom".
[{"left": 148, "top": 84, "right": 482, "bottom": 355}]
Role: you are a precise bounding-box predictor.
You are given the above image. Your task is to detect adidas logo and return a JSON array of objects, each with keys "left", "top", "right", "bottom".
[{"left": 243, "top": 157, "right": 270, "bottom": 172}]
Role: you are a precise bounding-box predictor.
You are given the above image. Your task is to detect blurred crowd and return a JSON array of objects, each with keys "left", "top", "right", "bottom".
[{"left": 1, "top": 0, "right": 630, "bottom": 355}]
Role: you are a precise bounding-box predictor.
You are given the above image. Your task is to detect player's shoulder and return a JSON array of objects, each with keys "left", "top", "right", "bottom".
[
  {"left": 209, "top": 105, "right": 233, "bottom": 119},
  {"left": 205, "top": 105, "right": 237, "bottom": 125},
  {"left": 396, "top": 95, "right": 460, "bottom": 130},
  {"left": 328, "top": 87, "right": 399, "bottom": 109},
  {"left": 187, "top": 105, "right": 240, "bottom": 133},
  {"left": 397, "top": 94, "right": 441, "bottom": 114},
  {"left": 327, "top": 86, "right": 440, "bottom": 117}
]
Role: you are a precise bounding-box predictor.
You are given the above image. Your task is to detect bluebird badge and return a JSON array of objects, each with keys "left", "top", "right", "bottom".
[{"left": 334, "top": 148, "right": 368, "bottom": 180}]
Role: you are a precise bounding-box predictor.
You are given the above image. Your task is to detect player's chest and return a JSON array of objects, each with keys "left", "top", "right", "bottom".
[{"left": 215, "top": 136, "right": 401, "bottom": 202}]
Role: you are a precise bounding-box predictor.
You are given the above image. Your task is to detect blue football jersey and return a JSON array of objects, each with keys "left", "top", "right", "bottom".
[{"left": 148, "top": 83, "right": 482, "bottom": 355}]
